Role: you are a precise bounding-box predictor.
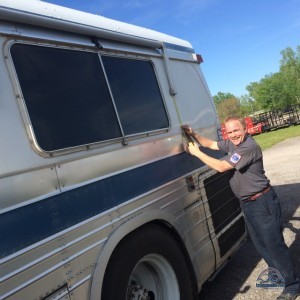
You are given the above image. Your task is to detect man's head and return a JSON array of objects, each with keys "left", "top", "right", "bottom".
[{"left": 224, "top": 116, "right": 247, "bottom": 146}]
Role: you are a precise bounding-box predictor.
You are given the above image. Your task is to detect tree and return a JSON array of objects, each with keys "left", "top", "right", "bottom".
[
  {"left": 246, "top": 72, "right": 290, "bottom": 110},
  {"left": 213, "top": 92, "right": 235, "bottom": 106},
  {"left": 216, "top": 97, "right": 241, "bottom": 123},
  {"left": 239, "top": 94, "right": 256, "bottom": 115},
  {"left": 246, "top": 46, "right": 300, "bottom": 110},
  {"left": 279, "top": 46, "right": 300, "bottom": 104}
]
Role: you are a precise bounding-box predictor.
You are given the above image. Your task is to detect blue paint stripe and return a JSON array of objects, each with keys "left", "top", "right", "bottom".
[{"left": 1, "top": 150, "right": 223, "bottom": 258}]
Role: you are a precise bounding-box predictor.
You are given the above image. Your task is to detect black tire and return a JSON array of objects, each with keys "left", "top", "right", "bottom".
[{"left": 101, "top": 223, "right": 197, "bottom": 300}]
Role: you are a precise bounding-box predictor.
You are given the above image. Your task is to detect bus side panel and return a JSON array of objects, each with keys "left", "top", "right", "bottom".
[
  {"left": 1, "top": 157, "right": 213, "bottom": 299},
  {"left": 169, "top": 60, "right": 218, "bottom": 136}
]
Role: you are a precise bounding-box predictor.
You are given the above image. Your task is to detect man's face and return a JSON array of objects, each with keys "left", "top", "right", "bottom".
[{"left": 225, "top": 120, "right": 247, "bottom": 146}]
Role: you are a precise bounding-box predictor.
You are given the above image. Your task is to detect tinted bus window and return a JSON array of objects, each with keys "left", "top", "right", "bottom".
[
  {"left": 102, "top": 56, "right": 169, "bottom": 135},
  {"left": 11, "top": 44, "right": 169, "bottom": 153},
  {"left": 11, "top": 44, "right": 122, "bottom": 151}
]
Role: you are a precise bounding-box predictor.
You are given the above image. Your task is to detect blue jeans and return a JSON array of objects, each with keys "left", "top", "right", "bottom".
[{"left": 241, "top": 187, "right": 299, "bottom": 292}]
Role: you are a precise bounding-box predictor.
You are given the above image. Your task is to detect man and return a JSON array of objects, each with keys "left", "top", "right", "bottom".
[{"left": 182, "top": 116, "right": 299, "bottom": 300}]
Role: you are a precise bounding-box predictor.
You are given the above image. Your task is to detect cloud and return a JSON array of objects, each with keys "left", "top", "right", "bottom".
[
  {"left": 175, "top": 0, "right": 218, "bottom": 23},
  {"left": 129, "top": 10, "right": 168, "bottom": 27},
  {"left": 248, "top": 20, "right": 300, "bottom": 51},
  {"left": 123, "top": 0, "right": 161, "bottom": 9},
  {"left": 92, "top": 0, "right": 219, "bottom": 28},
  {"left": 125, "top": 0, "right": 218, "bottom": 27}
]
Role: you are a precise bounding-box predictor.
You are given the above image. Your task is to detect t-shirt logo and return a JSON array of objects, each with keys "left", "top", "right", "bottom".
[{"left": 230, "top": 153, "right": 241, "bottom": 164}]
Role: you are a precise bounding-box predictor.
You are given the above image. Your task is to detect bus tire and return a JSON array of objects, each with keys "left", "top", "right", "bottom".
[{"left": 101, "top": 223, "right": 197, "bottom": 300}]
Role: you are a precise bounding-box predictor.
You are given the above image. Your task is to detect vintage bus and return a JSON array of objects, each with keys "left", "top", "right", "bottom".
[{"left": 0, "top": 1, "right": 246, "bottom": 299}]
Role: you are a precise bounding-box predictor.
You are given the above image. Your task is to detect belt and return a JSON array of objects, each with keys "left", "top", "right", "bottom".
[{"left": 244, "top": 186, "right": 271, "bottom": 203}]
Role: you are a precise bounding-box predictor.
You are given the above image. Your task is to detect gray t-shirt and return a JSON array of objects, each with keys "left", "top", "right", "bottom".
[{"left": 217, "top": 135, "right": 270, "bottom": 201}]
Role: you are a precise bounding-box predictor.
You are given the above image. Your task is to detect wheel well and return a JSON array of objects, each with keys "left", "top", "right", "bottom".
[
  {"left": 103, "top": 220, "right": 198, "bottom": 296},
  {"left": 154, "top": 220, "right": 198, "bottom": 290}
]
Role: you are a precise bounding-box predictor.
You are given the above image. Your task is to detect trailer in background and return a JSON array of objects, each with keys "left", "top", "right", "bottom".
[
  {"left": 252, "top": 104, "right": 300, "bottom": 131},
  {"left": 221, "top": 104, "right": 300, "bottom": 140}
]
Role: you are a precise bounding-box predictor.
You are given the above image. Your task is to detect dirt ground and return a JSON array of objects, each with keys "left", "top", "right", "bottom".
[{"left": 198, "top": 136, "right": 300, "bottom": 300}]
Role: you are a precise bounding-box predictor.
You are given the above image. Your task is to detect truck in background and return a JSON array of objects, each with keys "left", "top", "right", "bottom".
[{"left": 0, "top": 1, "right": 246, "bottom": 299}]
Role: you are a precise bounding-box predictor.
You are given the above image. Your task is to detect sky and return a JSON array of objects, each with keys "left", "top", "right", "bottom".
[{"left": 45, "top": 0, "right": 300, "bottom": 98}]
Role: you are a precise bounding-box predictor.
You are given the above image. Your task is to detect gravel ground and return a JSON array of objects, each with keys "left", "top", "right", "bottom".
[{"left": 198, "top": 136, "right": 300, "bottom": 300}]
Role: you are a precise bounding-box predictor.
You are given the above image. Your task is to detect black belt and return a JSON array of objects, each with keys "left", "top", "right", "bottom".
[{"left": 244, "top": 186, "right": 271, "bottom": 203}]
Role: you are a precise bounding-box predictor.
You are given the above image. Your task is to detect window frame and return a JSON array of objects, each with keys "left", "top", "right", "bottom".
[
  {"left": 101, "top": 54, "right": 170, "bottom": 137},
  {"left": 6, "top": 40, "right": 170, "bottom": 157}
]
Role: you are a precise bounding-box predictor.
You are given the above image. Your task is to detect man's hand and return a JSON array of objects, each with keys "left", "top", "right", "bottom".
[
  {"left": 181, "top": 124, "right": 194, "bottom": 136},
  {"left": 187, "top": 142, "right": 201, "bottom": 156}
]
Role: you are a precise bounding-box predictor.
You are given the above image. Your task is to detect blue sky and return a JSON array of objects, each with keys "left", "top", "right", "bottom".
[{"left": 46, "top": 0, "right": 300, "bottom": 98}]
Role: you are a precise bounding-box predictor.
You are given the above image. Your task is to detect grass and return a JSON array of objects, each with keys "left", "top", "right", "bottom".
[{"left": 253, "top": 124, "right": 300, "bottom": 151}]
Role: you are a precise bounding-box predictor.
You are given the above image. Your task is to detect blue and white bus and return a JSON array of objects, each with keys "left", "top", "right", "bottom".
[{"left": 0, "top": 1, "right": 246, "bottom": 299}]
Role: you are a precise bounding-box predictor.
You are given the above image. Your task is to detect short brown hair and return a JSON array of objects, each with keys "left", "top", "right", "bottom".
[{"left": 224, "top": 116, "right": 246, "bottom": 129}]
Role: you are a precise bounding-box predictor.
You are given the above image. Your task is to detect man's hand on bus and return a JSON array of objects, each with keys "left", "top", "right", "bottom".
[
  {"left": 187, "top": 142, "right": 201, "bottom": 156},
  {"left": 181, "top": 124, "right": 194, "bottom": 136}
]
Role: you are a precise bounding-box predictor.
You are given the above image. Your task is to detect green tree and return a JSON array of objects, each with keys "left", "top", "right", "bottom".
[
  {"left": 240, "top": 94, "right": 256, "bottom": 115},
  {"left": 213, "top": 92, "right": 235, "bottom": 106},
  {"left": 247, "top": 73, "right": 290, "bottom": 110},
  {"left": 246, "top": 45, "right": 300, "bottom": 110},
  {"left": 279, "top": 46, "right": 300, "bottom": 104},
  {"left": 216, "top": 97, "right": 241, "bottom": 123}
]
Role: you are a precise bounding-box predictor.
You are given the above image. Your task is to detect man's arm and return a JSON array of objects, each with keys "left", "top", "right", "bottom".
[
  {"left": 182, "top": 125, "right": 219, "bottom": 150},
  {"left": 187, "top": 142, "right": 233, "bottom": 173}
]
